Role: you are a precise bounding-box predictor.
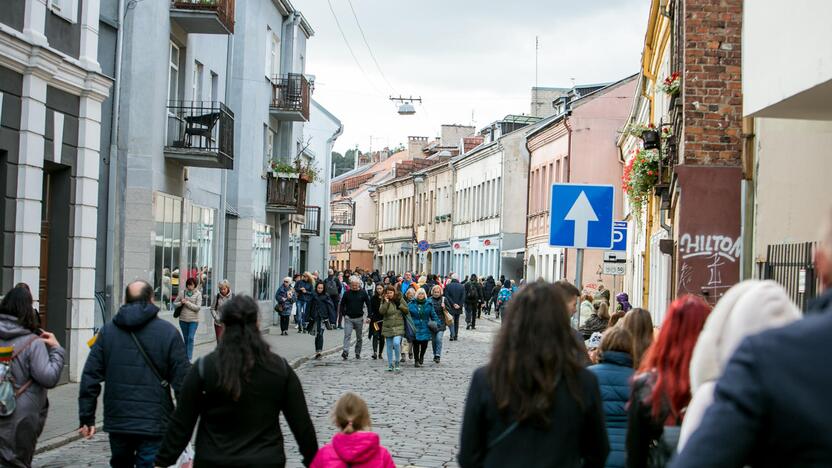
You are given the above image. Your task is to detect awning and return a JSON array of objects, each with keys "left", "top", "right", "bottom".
[{"left": 501, "top": 248, "right": 525, "bottom": 259}]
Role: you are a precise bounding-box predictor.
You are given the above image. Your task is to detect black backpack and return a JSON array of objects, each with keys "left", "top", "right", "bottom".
[
  {"left": 325, "top": 277, "right": 339, "bottom": 296},
  {"left": 465, "top": 282, "right": 478, "bottom": 301}
]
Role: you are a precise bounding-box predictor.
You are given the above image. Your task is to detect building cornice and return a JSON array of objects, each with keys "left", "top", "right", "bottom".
[
  {"left": 528, "top": 120, "right": 569, "bottom": 152},
  {"left": 454, "top": 142, "right": 501, "bottom": 170},
  {"left": 0, "top": 29, "right": 112, "bottom": 102}
]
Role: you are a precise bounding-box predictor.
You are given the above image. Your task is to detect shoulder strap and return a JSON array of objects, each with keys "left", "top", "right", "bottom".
[
  {"left": 10, "top": 335, "right": 40, "bottom": 398},
  {"left": 129, "top": 332, "right": 170, "bottom": 389},
  {"left": 488, "top": 421, "right": 519, "bottom": 450}
]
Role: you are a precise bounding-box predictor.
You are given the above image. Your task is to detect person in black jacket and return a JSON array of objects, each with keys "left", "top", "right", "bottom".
[
  {"left": 458, "top": 280, "right": 608, "bottom": 468},
  {"left": 155, "top": 295, "right": 318, "bottom": 467},
  {"left": 78, "top": 280, "right": 190, "bottom": 467},
  {"left": 444, "top": 274, "right": 465, "bottom": 341},
  {"left": 307, "top": 282, "right": 336, "bottom": 360},
  {"left": 482, "top": 276, "right": 496, "bottom": 316},
  {"left": 368, "top": 284, "right": 385, "bottom": 360},
  {"left": 464, "top": 274, "right": 482, "bottom": 330},
  {"left": 339, "top": 277, "right": 371, "bottom": 360}
]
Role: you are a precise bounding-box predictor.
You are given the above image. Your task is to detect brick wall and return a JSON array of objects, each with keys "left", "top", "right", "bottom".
[{"left": 682, "top": 0, "right": 743, "bottom": 166}]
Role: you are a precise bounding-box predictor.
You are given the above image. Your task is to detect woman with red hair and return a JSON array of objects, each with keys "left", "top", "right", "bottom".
[{"left": 625, "top": 295, "right": 711, "bottom": 468}]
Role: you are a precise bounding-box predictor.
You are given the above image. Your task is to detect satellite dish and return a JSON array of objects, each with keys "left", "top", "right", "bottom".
[{"left": 398, "top": 102, "right": 416, "bottom": 115}]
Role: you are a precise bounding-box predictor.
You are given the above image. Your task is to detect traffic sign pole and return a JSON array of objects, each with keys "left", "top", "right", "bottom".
[{"left": 575, "top": 248, "right": 584, "bottom": 327}]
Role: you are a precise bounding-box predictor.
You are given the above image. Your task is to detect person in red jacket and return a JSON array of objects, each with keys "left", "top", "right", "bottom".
[{"left": 311, "top": 392, "right": 395, "bottom": 468}]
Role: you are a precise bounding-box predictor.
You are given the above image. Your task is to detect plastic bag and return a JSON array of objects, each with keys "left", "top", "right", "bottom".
[{"left": 176, "top": 444, "right": 194, "bottom": 468}]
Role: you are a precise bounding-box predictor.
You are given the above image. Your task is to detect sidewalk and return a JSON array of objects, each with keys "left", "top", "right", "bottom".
[{"left": 35, "top": 324, "right": 345, "bottom": 454}]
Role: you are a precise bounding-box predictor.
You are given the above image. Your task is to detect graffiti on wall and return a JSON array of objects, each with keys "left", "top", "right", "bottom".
[{"left": 678, "top": 234, "right": 742, "bottom": 302}]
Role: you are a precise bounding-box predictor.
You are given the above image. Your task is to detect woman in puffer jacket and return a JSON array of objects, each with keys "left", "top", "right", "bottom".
[
  {"left": 677, "top": 280, "right": 801, "bottom": 451},
  {"left": 0, "top": 286, "right": 64, "bottom": 468},
  {"left": 407, "top": 289, "right": 440, "bottom": 368},
  {"left": 588, "top": 327, "right": 635, "bottom": 468}
]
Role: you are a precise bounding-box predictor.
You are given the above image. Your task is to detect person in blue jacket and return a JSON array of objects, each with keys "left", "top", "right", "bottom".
[
  {"left": 588, "top": 327, "right": 634, "bottom": 468},
  {"left": 293, "top": 272, "right": 314, "bottom": 333},
  {"left": 408, "top": 288, "right": 440, "bottom": 368}
]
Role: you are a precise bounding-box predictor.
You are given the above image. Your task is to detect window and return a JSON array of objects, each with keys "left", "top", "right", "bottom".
[
  {"left": 266, "top": 28, "right": 280, "bottom": 78},
  {"left": 185, "top": 204, "right": 216, "bottom": 306},
  {"left": 49, "top": 0, "right": 78, "bottom": 23},
  {"left": 152, "top": 193, "right": 182, "bottom": 310},
  {"left": 210, "top": 71, "right": 219, "bottom": 103},
  {"left": 252, "top": 223, "right": 273, "bottom": 301},
  {"left": 264, "top": 124, "right": 274, "bottom": 169},
  {"left": 556, "top": 159, "right": 561, "bottom": 183},
  {"left": 168, "top": 42, "right": 180, "bottom": 103},
  {"left": 193, "top": 61, "right": 203, "bottom": 102}
]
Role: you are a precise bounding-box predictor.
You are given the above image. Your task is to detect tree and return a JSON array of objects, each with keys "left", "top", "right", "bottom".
[{"left": 332, "top": 149, "right": 357, "bottom": 177}]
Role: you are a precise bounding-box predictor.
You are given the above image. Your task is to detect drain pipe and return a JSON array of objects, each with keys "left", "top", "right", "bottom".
[
  {"left": 104, "top": 0, "right": 127, "bottom": 316},
  {"left": 215, "top": 33, "right": 234, "bottom": 284}
]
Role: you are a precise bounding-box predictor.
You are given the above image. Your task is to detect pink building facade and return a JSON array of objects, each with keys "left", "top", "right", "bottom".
[{"left": 525, "top": 76, "right": 637, "bottom": 292}]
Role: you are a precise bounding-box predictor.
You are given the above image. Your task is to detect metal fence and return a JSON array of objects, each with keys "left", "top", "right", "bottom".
[
  {"left": 760, "top": 242, "right": 820, "bottom": 310},
  {"left": 166, "top": 100, "right": 234, "bottom": 163},
  {"left": 302, "top": 206, "right": 321, "bottom": 236},
  {"left": 271, "top": 73, "right": 311, "bottom": 121}
]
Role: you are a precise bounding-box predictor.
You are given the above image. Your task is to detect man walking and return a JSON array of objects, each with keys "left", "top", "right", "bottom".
[
  {"left": 444, "top": 274, "right": 465, "bottom": 340},
  {"left": 400, "top": 271, "right": 413, "bottom": 295},
  {"left": 464, "top": 274, "right": 482, "bottom": 330},
  {"left": 339, "top": 277, "right": 371, "bottom": 359},
  {"left": 324, "top": 269, "right": 342, "bottom": 314},
  {"left": 79, "top": 280, "right": 190, "bottom": 468}
]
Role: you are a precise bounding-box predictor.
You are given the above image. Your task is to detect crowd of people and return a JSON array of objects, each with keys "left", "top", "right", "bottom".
[{"left": 0, "top": 211, "right": 829, "bottom": 467}]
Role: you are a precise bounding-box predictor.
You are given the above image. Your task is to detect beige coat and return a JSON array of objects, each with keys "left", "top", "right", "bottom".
[{"left": 174, "top": 289, "right": 202, "bottom": 323}]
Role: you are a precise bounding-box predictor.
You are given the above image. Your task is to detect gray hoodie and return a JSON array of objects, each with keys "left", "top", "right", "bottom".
[{"left": 0, "top": 314, "right": 64, "bottom": 467}]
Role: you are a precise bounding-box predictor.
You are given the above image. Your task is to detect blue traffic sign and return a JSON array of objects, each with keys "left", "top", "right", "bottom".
[
  {"left": 549, "top": 183, "right": 615, "bottom": 250},
  {"left": 417, "top": 240, "right": 430, "bottom": 252},
  {"left": 612, "top": 221, "right": 628, "bottom": 252}
]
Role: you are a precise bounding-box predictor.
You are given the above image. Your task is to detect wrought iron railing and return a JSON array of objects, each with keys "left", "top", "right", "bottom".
[
  {"left": 166, "top": 100, "right": 234, "bottom": 165},
  {"left": 761, "top": 242, "right": 820, "bottom": 310},
  {"left": 302, "top": 206, "right": 321, "bottom": 236},
  {"left": 271, "top": 73, "right": 311, "bottom": 121},
  {"left": 170, "top": 0, "right": 235, "bottom": 33}
]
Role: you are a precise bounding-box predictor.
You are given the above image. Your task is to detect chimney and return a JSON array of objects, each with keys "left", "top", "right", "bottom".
[
  {"left": 440, "top": 124, "right": 475, "bottom": 150},
  {"left": 407, "top": 136, "right": 429, "bottom": 159}
]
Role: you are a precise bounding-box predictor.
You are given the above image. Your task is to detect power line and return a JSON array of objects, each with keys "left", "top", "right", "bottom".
[
  {"left": 345, "top": 0, "right": 397, "bottom": 94},
  {"left": 326, "top": 0, "right": 383, "bottom": 94}
]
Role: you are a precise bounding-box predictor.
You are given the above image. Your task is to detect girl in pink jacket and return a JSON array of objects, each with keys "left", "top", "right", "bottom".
[{"left": 311, "top": 392, "right": 395, "bottom": 468}]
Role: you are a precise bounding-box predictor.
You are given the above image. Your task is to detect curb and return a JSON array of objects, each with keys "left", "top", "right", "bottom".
[{"left": 34, "top": 343, "right": 344, "bottom": 456}]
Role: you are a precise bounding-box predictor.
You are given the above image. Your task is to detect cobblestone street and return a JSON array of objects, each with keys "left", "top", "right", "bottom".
[{"left": 33, "top": 319, "right": 498, "bottom": 467}]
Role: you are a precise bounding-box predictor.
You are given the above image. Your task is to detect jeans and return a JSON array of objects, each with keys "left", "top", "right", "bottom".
[
  {"left": 451, "top": 313, "right": 461, "bottom": 339},
  {"left": 296, "top": 302, "right": 308, "bottom": 328},
  {"left": 499, "top": 303, "right": 508, "bottom": 319},
  {"left": 343, "top": 317, "right": 364, "bottom": 356},
  {"left": 465, "top": 302, "right": 478, "bottom": 328},
  {"left": 313, "top": 319, "right": 324, "bottom": 352},
  {"left": 431, "top": 330, "right": 444, "bottom": 358},
  {"left": 413, "top": 340, "right": 429, "bottom": 363},
  {"left": 385, "top": 336, "right": 402, "bottom": 366},
  {"left": 109, "top": 433, "right": 162, "bottom": 468},
  {"left": 280, "top": 315, "right": 290, "bottom": 332},
  {"left": 178, "top": 320, "right": 198, "bottom": 361}
]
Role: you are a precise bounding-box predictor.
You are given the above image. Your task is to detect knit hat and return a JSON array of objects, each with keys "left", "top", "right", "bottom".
[
  {"left": 689, "top": 280, "right": 801, "bottom": 393},
  {"left": 586, "top": 332, "right": 603, "bottom": 350}
]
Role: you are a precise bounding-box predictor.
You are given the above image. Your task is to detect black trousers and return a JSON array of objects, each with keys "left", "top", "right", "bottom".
[
  {"left": 413, "top": 340, "right": 429, "bottom": 363},
  {"left": 465, "top": 302, "right": 478, "bottom": 328},
  {"left": 370, "top": 327, "right": 385, "bottom": 356},
  {"left": 452, "top": 313, "right": 461, "bottom": 339},
  {"left": 279, "top": 315, "right": 290, "bottom": 332}
]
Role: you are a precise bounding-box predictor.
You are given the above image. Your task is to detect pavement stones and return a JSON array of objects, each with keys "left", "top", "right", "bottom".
[{"left": 33, "top": 320, "right": 497, "bottom": 467}]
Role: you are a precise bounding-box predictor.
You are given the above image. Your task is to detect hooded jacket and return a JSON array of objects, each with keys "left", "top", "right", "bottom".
[
  {"left": 0, "top": 315, "right": 64, "bottom": 468},
  {"left": 444, "top": 280, "right": 465, "bottom": 315},
  {"left": 408, "top": 299, "right": 440, "bottom": 341},
  {"left": 311, "top": 432, "right": 395, "bottom": 468},
  {"left": 380, "top": 299, "right": 409, "bottom": 338},
  {"left": 79, "top": 301, "right": 190, "bottom": 436},
  {"left": 677, "top": 280, "right": 801, "bottom": 451}
]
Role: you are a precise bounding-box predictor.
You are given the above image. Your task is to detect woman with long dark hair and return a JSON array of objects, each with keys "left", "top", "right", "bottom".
[
  {"left": 308, "top": 281, "right": 336, "bottom": 360},
  {"left": 625, "top": 295, "right": 710, "bottom": 468},
  {"left": 368, "top": 284, "right": 385, "bottom": 360},
  {"left": 458, "top": 281, "right": 608, "bottom": 467},
  {"left": 0, "top": 286, "right": 64, "bottom": 467},
  {"left": 620, "top": 308, "right": 654, "bottom": 369},
  {"left": 154, "top": 295, "right": 318, "bottom": 467}
]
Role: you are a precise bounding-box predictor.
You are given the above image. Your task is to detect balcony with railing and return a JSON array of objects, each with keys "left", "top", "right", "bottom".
[
  {"left": 330, "top": 200, "right": 355, "bottom": 232},
  {"left": 270, "top": 74, "right": 311, "bottom": 122},
  {"left": 170, "top": 0, "right": 235, "bottom": 34},
  {"left": 266, "top": 174, "right": 308, "bottom": 214},
  {"left": 165, "top": 101, "right": 234, "bottom": 169},
  {"left": 300, "top": 206, "right": 321, "bottom": 236}
]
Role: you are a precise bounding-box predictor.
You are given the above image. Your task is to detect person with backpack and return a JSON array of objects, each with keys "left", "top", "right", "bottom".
[
  {"left": 324, "top": 270, "right": 342, "bottom": 314},
  {"left": 482, "top": 276, "right": 496, "bottom": 316},
  {"left": 496, "top": 280, "right": 513, "bottom": 320},
  {"left": 0, "top": 286, "right": 64, "bottom": 468},
  {"left": 79, "top": 280, "right": 190, "bottom": 467},
  {"left": 154, "top": 295, "right": 319, "bottom": 467},
  {"left": 464, "top": 274, "right": 482, "bottom": 330},
  {"left": 311, "top": 392, "right": 395, "bottom": 468}
]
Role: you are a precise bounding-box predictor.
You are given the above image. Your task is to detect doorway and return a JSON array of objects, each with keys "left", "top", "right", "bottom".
[{"left": 39, "top": 163, "right": 71, "bottom": 350}]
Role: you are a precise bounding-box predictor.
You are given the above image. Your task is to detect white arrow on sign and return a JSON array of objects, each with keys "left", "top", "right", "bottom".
[{"left": 564, "top": 191, "right": 598, "bottom": 248}]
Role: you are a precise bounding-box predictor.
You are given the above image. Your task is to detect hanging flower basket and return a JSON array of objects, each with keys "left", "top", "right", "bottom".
[
  {"left": 622, "top": 148, "right": 661, "bottom": 224},
  {"left": 620, "top": 122, "right": 656, "bottom": 139},
  {"left": 660, "top": 71, "right": 681, "bottom": 96}
]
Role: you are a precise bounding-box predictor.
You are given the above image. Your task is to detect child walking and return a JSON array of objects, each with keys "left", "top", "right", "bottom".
[{"left": 311, "top": 393, "right": 395, "bottom": 468}]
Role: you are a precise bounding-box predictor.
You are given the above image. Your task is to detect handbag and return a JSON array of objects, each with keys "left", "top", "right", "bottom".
[
  {"left": 402, "top": 312, "right": 416, "bottom": 342},
  {"left": 441, "top": 298, "right": 453, "bottom": 326},
  {"left": 173, "top": 305, "right": 183, "bottom": 319},
  {"left": 647, "top": 411, "right": 684, "bottom": 468}
]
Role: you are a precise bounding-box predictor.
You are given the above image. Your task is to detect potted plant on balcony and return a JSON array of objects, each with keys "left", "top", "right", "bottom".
[
  {"left": 660, "top": 71, "right": 681, "bottom": 96},
  {"left": 622, "top": 147, "right": 660, "bottom": 225},
  {"left": 268, "top": 160, "right": 299, "bottom": 179}
]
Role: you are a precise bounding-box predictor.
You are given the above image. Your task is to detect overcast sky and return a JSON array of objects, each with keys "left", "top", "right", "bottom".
[{"left": 302, "top": 0, "right": 650, "bottom": 155}]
